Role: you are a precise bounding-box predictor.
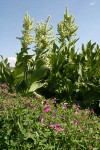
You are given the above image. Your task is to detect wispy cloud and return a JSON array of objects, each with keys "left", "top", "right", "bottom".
[{"left": 89, "top": 2, "right": 95, "bottom": 6}]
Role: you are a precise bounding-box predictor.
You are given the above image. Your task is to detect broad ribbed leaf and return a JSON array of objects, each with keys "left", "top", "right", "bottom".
[{"left": 29, "top": 82, "right": 44, "bottom": 92}]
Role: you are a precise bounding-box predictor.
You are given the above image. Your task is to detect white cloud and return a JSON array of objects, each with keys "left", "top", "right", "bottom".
[
  {"left": 8, "top": 57, "right": 16, "bottom": 67},
  {"left": 89, "top": 2, "right": 95, "bottom": 6}
]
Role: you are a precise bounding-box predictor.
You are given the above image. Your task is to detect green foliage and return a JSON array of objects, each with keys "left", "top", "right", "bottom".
[
  {"left": 14, "top": 12, "right": 34, "bottom": 92},
  {"left": 14, "top": 12, "right": 54, "bottom": 93},
  {"left": 0, "top": 85, "right": 100, "bottom": 149},
  {"left": 0, "top": 55, "right": 14, "bottom": 90},
  {"left": 40, "top": 7, "right": 79, "bottom": 100},
  {"left": 75, "top": 41, "right": 100, "bottom": 109}
]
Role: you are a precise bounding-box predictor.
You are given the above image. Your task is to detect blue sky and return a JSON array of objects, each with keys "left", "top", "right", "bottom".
[{"left": 0, "top": 0, "right": 100, "bottom": 66}]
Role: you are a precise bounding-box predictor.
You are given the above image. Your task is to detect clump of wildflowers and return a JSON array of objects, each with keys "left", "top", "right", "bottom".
[{"left": 0, "top": 85, "right": 100, "bottom": 149}]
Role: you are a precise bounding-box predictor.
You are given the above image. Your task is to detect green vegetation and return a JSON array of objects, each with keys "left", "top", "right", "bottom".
[
  {"left": 0, "top": 84, "right": 100, "bottom": 149},
  {"left": 0, "top": 6, "right": 100, "bottom": 149}
]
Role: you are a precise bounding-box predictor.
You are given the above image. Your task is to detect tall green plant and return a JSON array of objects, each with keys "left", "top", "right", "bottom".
[
  {"left": 75, "top": 41, "right": 100, "bottom": 109},
  {"left": 14, "top": 13, "right": 55, "bottom": 93},
  {"left": 40, "top": 7, "right": 79, "bottom": 100},
  {"left": 28, "top": 16, "right": 55, "bottom": 93},
  {"left": 14, "top": 12, "right": 34, "bottom": 92}
]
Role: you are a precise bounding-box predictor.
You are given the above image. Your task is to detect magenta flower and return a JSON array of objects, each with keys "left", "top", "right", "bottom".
[
  {"left": 62, "top": 104, "right": 67, "bottom": 109},
  {"left": 49, "top": 122, "right": 54, "bottom": 128},
  {"left": 52, "top": 99, "right": 56, "bottom": 104},
  {"left": 73, "top": 120, "right": 79, "bottom": 125},
  {"left": 34, "top": 95, "right": 38, "bottom": 99},
  {"left": 75, "top": 108, "right": 81, "bottom": 115},
  {"left": 39, "top": 116, "right": 45, "bottom": 121},
  {"left": 25, "top": 97, "right": 30, "bottom": 102},
  {"left": 73, "top": 103, "right": 77, "bottom": 108},
  {"left": 44, "top": 104, "right": 51, "bottom": 113},
  {"left": 73, "top": 103, "right": 80, "bottom": 108},
  {"left": 1, "top": 83, "right": 7, "bottom": 87},
  {"left": 55, "top": 124, "right": 62, "bottom": 132}
]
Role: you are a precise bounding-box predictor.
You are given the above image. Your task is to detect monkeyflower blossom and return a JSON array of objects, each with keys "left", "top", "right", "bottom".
[
  {"left": 75, "top": 108, "right": 81, "bottom": 115},
  {"left": 49, "top": 122, "right": 54, "bottom": 128},
  {"left": 62, "top": 104, "right": 67, "bottom": 109},
  {"left": 1, "top": 83, "right": 7, "bottom": 87},
  {"left": 73, "top": 120, "right": 79, "bottom": 125},
  {"left": 55, "top": 124, "right": 63, "bottom": 132},
  {"left": 25, "top": 97, "right": 30, "bottom": 103},
  {"left": 34, "top": 95, "right": 38, "bottom": 99},
  {"left": 39, "top": 116, "right": 45, "bottom": 121},
  {"left": 52, "top": 99, "right": 56, "bottom": 104},
  {"left": 44, "top": 104, "right": 51, "bottom": 113},
  {"left": 73, "top": 103, "right": 77, "bottom": 108},
  {"left": 73, "top": 103, "right": 80, "bottom": 108}
]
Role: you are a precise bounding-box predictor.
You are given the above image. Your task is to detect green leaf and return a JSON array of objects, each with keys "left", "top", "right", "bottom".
[{"left": 29, "top": 82, "right": 45, "bottom": 92}]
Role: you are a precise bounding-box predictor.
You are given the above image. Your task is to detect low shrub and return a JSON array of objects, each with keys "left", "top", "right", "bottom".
[{"left": 0, "top": 84, "right": 100, "bottom": 149}]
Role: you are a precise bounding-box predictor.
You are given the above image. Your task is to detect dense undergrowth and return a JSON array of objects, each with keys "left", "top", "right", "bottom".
[{"left": 0, "top": 84, "right": 100, "bottom": 149}]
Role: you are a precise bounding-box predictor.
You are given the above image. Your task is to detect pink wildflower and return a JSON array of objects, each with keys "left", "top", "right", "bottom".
[
  {"left": 73, "top": 103, "right": 77, "bottom": 108},
  {"left": 75, "top": 108, "right": 81, "bottom": 115},
  {"left": 1, "top": 83, "right": 7, "bottom": 87},
  {"left": 73, "top": 120, "right": 79, "bottom": 125},
  {"left": 52, "top": 99, "right": 56, "bottom": 104},
  {"left": 73, "top": 103, "right": 80, "bottom": 108},
  {"left": 34, "top": 95, "right": 38, "bottom": 99},
  {"left": 39, "top": 116, "right": 45, "bottom": 121},
  {"left": 25, "top": 97, "right": 30, "bottom": 102},
  {"left": 44, "top": 104, "right": 51, "bottom": 113},
  {"left": 55, "top": 124, "right": 62, "bottom": 132},
  {"left": 62, "top": 104, "right": 67, "bottom": 109},
  {"left": 49, "top": 122, "right": 54, "bottom": 128}
]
